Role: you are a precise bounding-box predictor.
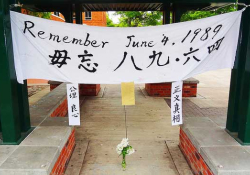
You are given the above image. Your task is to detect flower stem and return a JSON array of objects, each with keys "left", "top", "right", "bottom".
[{"left": 122, "top": 154, "right": 126, "bottom": 171}]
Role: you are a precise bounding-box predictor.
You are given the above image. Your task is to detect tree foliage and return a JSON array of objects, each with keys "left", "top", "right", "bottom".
[
  {"left": 113, "top": 11, "right": 163, "bottom": 27},
  {"left": 25, "top": 10, "right": 51, "bottom": 19},
  {"left": 107, "top": 4, "right": 237, "bottom": 27},
  {"left": 181, "top": 4, "right": 237, "bottom": 22},
  {"left": 106, "top": 13, "right": 116, "bottom": 27}
]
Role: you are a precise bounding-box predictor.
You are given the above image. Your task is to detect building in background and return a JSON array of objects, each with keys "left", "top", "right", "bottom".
[{"left": 82, "top": 11, "right": 107, "bottom": 26}]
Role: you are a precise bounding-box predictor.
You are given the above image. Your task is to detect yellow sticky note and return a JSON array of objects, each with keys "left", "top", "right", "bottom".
[{"left": 121, "top": 82, "right": 135, "bottom": 106}]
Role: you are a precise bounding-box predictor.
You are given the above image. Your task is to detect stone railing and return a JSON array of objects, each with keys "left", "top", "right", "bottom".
[
  {"left": 180, "top": 117, "right": 250, "bottom": 175},
  {"left": 0, "top": 83, "right": 76, "bottom": 175}
]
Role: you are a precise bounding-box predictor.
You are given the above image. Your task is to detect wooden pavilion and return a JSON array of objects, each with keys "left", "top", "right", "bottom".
[{"left": 0, "top": 0, "right": 250, "bottom": 145}]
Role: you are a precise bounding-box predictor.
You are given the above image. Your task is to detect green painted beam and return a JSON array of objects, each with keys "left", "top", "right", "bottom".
[
  {"left": 172, "top": 4, "right": 188, "bottom": 22},
  {"left": 62, "top": 5, "right": 73, "bottom": 23},
  {"left": 226, "top": 5, "right": 246, "bottom": 133},
  {"left": 75, "top": 4, "right": 83, "bottom": 24},
  {"left": 226, "top": 40, "right": 243, "bottom": 133},
  {"left": 17, "top": 80, "right": 31, "bottom": 132},
  {"left": 10, "top": 5, "right": 31, "bottom": 133},
  {"left": 0, "top": 114, "right": 2, "bottom": 132},
  {"left": 162, "top": 3, "right": 170, "bottom": 24},
  {"left": 0, "top": 0, "right": 21, "bottom": 143},
  {"left": 237, "top": 0, "right": 250, "bottom": 144},
  {"left": 226, "top": 70, "right": 240, "bottom": 132}
]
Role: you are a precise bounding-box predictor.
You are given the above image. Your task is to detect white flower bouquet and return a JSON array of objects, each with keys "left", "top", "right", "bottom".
[{"left": 116, "top": 138, "right": 135, "bottom": 170}]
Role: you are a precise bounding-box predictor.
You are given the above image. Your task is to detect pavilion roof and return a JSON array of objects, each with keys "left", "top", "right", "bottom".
[{"left": 19, "top": 0, "right": 236, "bottom": 12}]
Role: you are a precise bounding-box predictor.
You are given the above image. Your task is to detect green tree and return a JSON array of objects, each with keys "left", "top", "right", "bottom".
[
  {"left": 25, "top": 10, "right": 51, "bottom": 19},
  {"left": 114, "top": 11, "right": 162, "bottom": 27},
  {"left": 181, "top": 4, "right": 237, "bottom": 22},
  {"left": 107, "top": 13, "right": 116, "bottom": 27},
  {"left": 107, "top": 4, "right": 237, "bottom": 27}
]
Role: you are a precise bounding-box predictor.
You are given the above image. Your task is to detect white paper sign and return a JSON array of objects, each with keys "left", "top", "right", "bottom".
[
  {"left": 10, "top": 10, "right": 243, "bottom": 84},
  {"left": 66, "top": 84, "right": 80, "bottom": 126},
  {"left": 171, "top": 81, "right": 183, "bottom": 126}
]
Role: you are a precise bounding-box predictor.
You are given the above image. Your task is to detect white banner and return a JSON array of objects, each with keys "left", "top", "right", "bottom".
[
  {"left": 66, "top": 84, "right": 80, "bottom": 126},
  {"left": 171, "top": 81, "right": 183, "bottom": 126},
  {"left": 10, "top": 10, "right": 243, "bottom": 84}
]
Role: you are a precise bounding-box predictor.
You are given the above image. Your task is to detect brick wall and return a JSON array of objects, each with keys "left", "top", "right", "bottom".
[
  {"left": 27, "top": 79, "right": 48, "bottom": 85},
  {"left": 79, "top": 84, "right": 101, "bottom": 96},
  {"left": 82, "top": 12, "right": 107, "bottom": 26},
  {"left": 50, "top": 84, "right": 62, "bottom": 91},
  {"left": 51, "top": 13, "right": 65, "bottom": 22},
  {"left": 145, "top": 83, "right": 198, "bottom": 97},
  {"left": 179, "top": 128, "right": 213, "bottom": 175},
  {"left": 50, "top": 98, "right": 68, "bottom": 117},
  {"left": 50, "top": 83, "right": 100, "bottom": 96},
  {"left": 50, "top": 128, "right": 76, "bottom": 175},
  {"left": 183, "top": 84, "right": 198, "bottom": 97}
]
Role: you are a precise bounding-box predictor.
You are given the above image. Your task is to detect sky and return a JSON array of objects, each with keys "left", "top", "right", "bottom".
[{"left": 107, "top": 11, "right": 120, "bottom": 24}]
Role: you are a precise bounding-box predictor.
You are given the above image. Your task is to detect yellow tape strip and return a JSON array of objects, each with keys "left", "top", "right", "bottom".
[{"left": 121, "top": 82, "right": 135, "bottom": 106}]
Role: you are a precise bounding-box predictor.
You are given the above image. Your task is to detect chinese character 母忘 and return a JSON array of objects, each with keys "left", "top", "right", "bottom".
[
  {"left": 78, "top": 50, "right": 98, "bottom": 73},
  {"left": 49, "top": 50, "right": 71, "bottom": 68}
]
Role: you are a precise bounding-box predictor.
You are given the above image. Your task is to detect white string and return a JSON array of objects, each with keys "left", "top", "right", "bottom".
[
  {"left": 236, "top": 3, "right": 250, "bottom": 12},
  {"left": 237, "top": 3, "right": 250, "bottom": 8},
  {"left": 123, "top": 106, "right": 128, "bottom": 139},
  {"left": 208, "top": 3, "right": 250, "bottom": 12},
  {"left": 194, "top": 2, "right": 250, "bottom": 11}
]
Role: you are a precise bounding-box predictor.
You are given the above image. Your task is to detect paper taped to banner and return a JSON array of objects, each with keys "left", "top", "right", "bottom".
[
  {"left": 10, "top": 10, "right": 243, "bottom": 84},
  {"left": 121, "top": 82, "right": 135, "bottom": 106},
  {"left": 67, "top": 84, "right": 80, "bottom": 126},
  {"left": 171, "top": 81, "right": 183, "bottom": 126}
]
